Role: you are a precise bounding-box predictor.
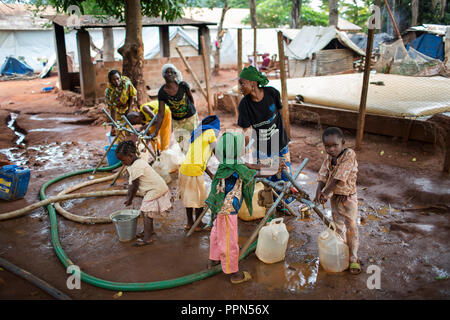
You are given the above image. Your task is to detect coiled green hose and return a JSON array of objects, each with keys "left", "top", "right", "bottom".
[{"left": 40, "top": 162, "right": 258, "bottom": 291}]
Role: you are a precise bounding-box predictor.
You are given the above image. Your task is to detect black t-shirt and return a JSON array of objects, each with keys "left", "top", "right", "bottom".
[
  {"left": 158, "top": 81, "right": 196, "bottom": 120},
  {"left": 237, "top": 86, "right": 289, "bottom": 156}
]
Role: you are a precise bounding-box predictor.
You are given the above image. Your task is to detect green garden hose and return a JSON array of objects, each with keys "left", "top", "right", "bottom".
[{"left": 40, "top": 162, "right": 258, "bottom": 291}]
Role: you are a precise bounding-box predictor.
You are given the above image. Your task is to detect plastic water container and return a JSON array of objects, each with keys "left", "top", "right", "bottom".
[
  {"left": 159, "top": 143, "right": 184, "bottom": 173},
  {"left": 256, "top": 218, "right": 289, "bottom": 264},
  {"left": 152, "top": 159, "right": 171, "bottom": 184},
  {"left": 318, "top": 228, "right": 349, "bottom": 272},
  {"left": 110, "top": 209, "right": 140, "bottom": 242},
  {"left": 104, "top": 145, "right": 120, "bottom": 166},
  {"left": 238, "top": 182, "right": 266, "bottom": 221},
  {"left": 0, "top": 165, "right": 31, "bottom": 201},
  {"left": 106, "top": 132, "right": 116, "bottom": 145}
]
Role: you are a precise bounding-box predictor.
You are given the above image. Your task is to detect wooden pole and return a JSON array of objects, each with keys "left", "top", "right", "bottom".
[
  {"left": 277, "top": 31, "right": 291, "bottom": 138},
  {"left": 200, "top": 35, "right": 213, "bottom": 115},
  {"left": 384, "top": 0, "right": 402, "bottom": 41},
  {"left": 253, "top": 27, "right": 257, "bottom": 68},
  {"left": 237, "top": 28, "right": 243, "bottom": 75},
  {"left": 175, "top": 47, "right": 208, "bottom": 100},
  {"left": 443, "top": 128, "right": 450, "bottom": 173},
  {"left": 355, "top": 28, "right": 375, "bottom": 150},
  {"left": 186, "top": 207, "right": 209, "bottom": 237}
]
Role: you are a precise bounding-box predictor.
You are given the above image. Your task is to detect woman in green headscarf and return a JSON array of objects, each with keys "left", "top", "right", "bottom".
[
  {"left": 237, "top": 66, "right": 295, "bottom": 210},
  {"left": 205, "top": 131, "right": 257, "bottom": 284}
]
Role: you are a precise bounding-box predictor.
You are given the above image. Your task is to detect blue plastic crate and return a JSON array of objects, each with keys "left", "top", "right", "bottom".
[{"left": 0, "top": 165, "right": 31, "bottom": 201}]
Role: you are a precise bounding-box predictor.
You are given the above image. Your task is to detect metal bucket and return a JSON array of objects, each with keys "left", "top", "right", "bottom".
[{"left": 110, "top": 209, "right": 140, "bottom": 242}]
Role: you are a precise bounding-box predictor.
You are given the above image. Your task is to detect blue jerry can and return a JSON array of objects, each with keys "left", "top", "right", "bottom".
[{"left": 0, "top": 165, "right": 31, "bottom": 201}]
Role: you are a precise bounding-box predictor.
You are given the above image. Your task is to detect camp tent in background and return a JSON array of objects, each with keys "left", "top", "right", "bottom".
[
  {"left": 406, "top": 33, "right": 445, "bottom": 61},
  {"left": 0, "top": 56, "right": 33, "bottom": 76},
  {"left": 350, "top": 33, "right": 394, "bottom": 54},
  {"left": 144, "top": 27, "right": 199, "bottom": 60},
  {"left": 286, "top": 26, "right": 365, "bottom": 77}
]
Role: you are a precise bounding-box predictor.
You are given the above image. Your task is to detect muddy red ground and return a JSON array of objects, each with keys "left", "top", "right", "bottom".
[{"left": 0, "top": 72, "right": 449, "bottom": 300}]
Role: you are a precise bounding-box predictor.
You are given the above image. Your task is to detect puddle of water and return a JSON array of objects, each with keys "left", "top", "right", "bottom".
[
  {"left": 29, "top": 115, "right": 85, "bottom": 122},
  {"left": 7, "top": 112, "right": 25, "bottom": 145},
  {"left": 28, "top": 127, "right": 75, "bottom": 132},
  {"left": 414, "top": 224, "right": 434, "bottom": 232},
  {"left": 253, "top": 255, "right": 319, "bottom": 292},
  {"left": 432, "top": 266, "right": 450, "bottom": 278},
  {"left": 0, "top": 142, "right": 93, "bottom": 171},
  {"left": 413, "top": 177, "right": 450, "bottom": 195},
  {"left": 288, "top": 238, "right": 305, "bottom": 249},
  {"left": 377, "top": 206, "right": 390, "bottom": 215}
]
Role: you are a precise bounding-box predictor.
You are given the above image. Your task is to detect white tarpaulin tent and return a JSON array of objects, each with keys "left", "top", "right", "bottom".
[
  {"left": 208, "top": 28, "right": 298, "bottom": 68},
  {"left": 144, "top": 27, "right": 198, "bottom": 59},
  {"left": 0, "top": 26, "right": 202, "bottom": 73},
  {"left": 286, "top": 25, "right": 365, "bottom": 60}
]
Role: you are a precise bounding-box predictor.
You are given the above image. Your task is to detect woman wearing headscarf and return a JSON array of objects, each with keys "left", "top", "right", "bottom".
[
  {"left": 151, "top": 64, "right": 199, "bottom": 153},
  {"left": 237, "top": 66, "right": 294, "bottom": 207},
  {"left": 105, "top": 70, "right": 137, "bottom": 139}
]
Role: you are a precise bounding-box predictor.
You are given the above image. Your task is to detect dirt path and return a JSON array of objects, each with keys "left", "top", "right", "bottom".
[{"left": 0, "top": 74, "right": 448, "bottom": 300}]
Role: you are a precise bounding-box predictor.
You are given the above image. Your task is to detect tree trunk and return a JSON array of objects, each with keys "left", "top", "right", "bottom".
[
  {"left": 290, "top": 0, "right": 302, "bottom": 29},
  {"left": 213, "top": 2, "right": 230, "bottom": 76},
  {"left": 411, "top": 0, "right": 418, "bottom": 26},
  {"left": 249, "top": 0, "right": 257, "bottom": 28},
  {"left": 118, "top": 0, "right": 145, "bottom": 106},
  {"left": 328, "top": 0, "right": 338, "bottom": 26},
  {"left": 432, "top": 0, "right": 439, "bottom": 10},
  {"left": 102, "top": 27, "right": 114, "bottom": 62},
  {"left": 440, "top": 0, "right": 447, "bottom": 19}
]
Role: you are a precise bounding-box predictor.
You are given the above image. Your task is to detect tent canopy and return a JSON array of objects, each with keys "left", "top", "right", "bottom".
[
  {"left": 0, "top": 56, "right": 33, "bottom": 75},
  {"left": 406, "top": 33, "right": 445, "bottom": 61},
  {"left": 286, "top": 26, "right": 365, "bottom": 60},
  {"left": 144, "top": 27, "right": 198, "bottom": 59},
  {"left": 350, "top": 32, "right": 394, "bottom": 53}
]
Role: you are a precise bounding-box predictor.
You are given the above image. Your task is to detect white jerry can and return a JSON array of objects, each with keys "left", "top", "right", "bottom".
[
  {"left": 255, "top": 218, "right": 289, "bottom": 264},
  {"left": 318, "top": 227, "right": 349, "bottom": 273}
]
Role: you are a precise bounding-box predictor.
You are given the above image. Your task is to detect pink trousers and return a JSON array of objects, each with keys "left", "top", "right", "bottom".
[{"left": 209, "top": 214, "right": 239, "bottom": 274}]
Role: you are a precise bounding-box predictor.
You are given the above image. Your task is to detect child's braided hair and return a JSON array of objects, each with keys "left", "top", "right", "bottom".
[
  {"left": 115, "top": 140, "right": 136, "bottom": 157},
  {"left": 322, "top": 127, "right": 344, "bottom": 142}
]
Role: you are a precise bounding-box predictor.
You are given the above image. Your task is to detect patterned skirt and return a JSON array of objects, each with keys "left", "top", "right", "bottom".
[{"left": 140, "top": 190, "right": 172, "bottom": 218}]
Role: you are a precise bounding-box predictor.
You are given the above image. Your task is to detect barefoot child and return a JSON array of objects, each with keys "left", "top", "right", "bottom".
[
  {"left": 205, "top": 131, "right": 263, "bottom": 284},
  {"left": 313, "top": 127, "right": 360, "bottom": 274},
  {"left": 115, "top": 140, "right": 172, "bottom": 246},
  {"left": 178, "top": 115, "right": 220, "bottom": 231}
]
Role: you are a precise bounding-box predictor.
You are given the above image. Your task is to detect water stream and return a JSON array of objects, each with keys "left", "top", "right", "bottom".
[{"left": 7, "top": 112, "right": 25, "bottom": 146}]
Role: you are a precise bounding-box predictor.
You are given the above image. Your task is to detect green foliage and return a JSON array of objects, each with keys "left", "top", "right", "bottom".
[
  {"left": 30, "top": 0, "right": 187, "bottom": 22},
  {"left": 418, "top": 0, "right": 450, "bottom": 25},
  {"left": 241, "top": 0, "right": 326, "bottom": 28},
  {"left": 228, "top": 0, "right": 249, "bottom": 8},
  {"left": 244, "top": 0, "right": 291, "bottom": 27},
  {"left": 341, "top": 0, "right": 372, "bottom": 31},
  {"left": 301, "top": 6, "right": 328, "bottom": 26}
]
